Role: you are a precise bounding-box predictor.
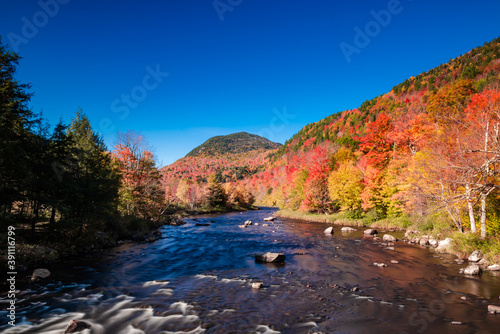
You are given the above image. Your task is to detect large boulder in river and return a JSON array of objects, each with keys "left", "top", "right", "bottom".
[
  {"left": 383, "top": 234, "right": 397, "bottom": 242},
  {"left": 64, "top": 320, "right": 91, "bottom": 333},
  {"left": 324, "top": 227, "right": 334, "bottom": 235},
  {"left": 460, "top": 264, "right": 482, "bottom": 275},
  {"left": 263, "top": 217, "right": 276, "bottom": 222},
  {"left": 255, "top": 252, "right": 286, "bottom": 263},
  {"left": 364, "top": 229, "right": 378, "bottom": 235},
  {"left": 31, "top": 268, "right": 50, "bottom": 281},
  {"left": 468, "top": 250, "right": 483, "bottom": 262},
  {"left": 341, "top": 227, "right": 357, "bottom": 232}
]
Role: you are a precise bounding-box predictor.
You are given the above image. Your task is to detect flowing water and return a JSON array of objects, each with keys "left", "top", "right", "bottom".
[{"left": 2, "top": 207, "right": 500, "bottom": 333}]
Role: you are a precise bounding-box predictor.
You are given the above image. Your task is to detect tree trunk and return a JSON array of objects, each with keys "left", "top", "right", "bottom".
[
  {"left": 49, "top": 206, "right": 56, "bottom": 233},
  {"left": 480, "top": 195, "right": 487, "bottom": 239},
  {"left": 466, "top": 184, "right": 476, "bottom": 233},
  {"left": 32, "top": 201, "right": 39, "bottom": 236}
]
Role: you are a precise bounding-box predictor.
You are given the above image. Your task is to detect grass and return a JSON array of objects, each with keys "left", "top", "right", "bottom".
[{"left": 276, "top": 209, "right": 409, "bottom": 230}]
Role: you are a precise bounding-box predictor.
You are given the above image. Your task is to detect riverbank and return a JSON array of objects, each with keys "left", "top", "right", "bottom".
[
  {"left": 276, "top": 209, "right": 500, "bottom": 265},
  {"left": 275, "top": 209, "right": 410, "bottom": 230}
]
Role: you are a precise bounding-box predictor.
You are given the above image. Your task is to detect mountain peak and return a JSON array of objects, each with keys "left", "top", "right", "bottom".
[{"left": 185, "top": 132, "right": 281, "bottom": 158}]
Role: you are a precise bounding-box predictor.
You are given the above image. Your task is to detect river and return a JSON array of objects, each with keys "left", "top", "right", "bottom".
[{"left": 2, "top": 207, "right": 500, "bottom": 333}]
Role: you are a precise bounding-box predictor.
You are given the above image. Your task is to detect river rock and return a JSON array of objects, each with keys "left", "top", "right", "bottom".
[
  {"left": 435, "top": 238, "right": 453, "bottom": 254},
  {"left": 341, "top": 227, "right": 357, "bottom": 232},
  {"left": 262, "top": 224, "right": 270, "bottom": 227},
  {"left": 238, "top": 225, "right": 247, "bottom": 228},
  {"left": 324, "top": 227, "right": 334, "bottom": 235},
  {"left": 64, "top": 320, "right": 91, "bottom": 333},
  {"left": 468, "top": 250, "right": 483, "bottom": 262},
  {"left": 391, "top": 260, "right": 399, "bottom": 264},
  {"left": 488, "top": 305, "right": 500, "bottom": 314},
  {"left": 153, "top": 230, "right": 162, "bottom": 237},
  {"left": 419, "top": 237, "right": 429, "bottom": 246},
  {"left": 263, "top": 217, "right": 276, "bottom": 221},
  {"left": 252, "top": 282, "right": 263, "bottom": 289},
  {"left": 31, "top": 268, "right": 50, "bottom": 281},
  {"left": 429, "top": 239, "right": 439, "bottom": 247},
  {"left": 170, "top": 219, "right": 186, "bottom": 226},
  {"left": 486, "top": 264, "right": 500, "bottom": 271},
  {"left": 364, "top": 229, "right": 378, "bottom": 235},
  {"left": 373, "top": 262, "right": 387, "bottom": 267},
  {"left": 461, "top": 264, "right": 482, "bottom": 275},
  {"left": 195, "top": 223, "right": 210, "bottom": 226},
  {"left": 383, "top": 234, "right": 397, "bottom": 242},
  {"left": 244, "top": 220, "right": 253, "bottom": 226},
  {"left": 451, "top": 321, "right": 462, "bottom": 325},
  {"left": 255, "top": 252, "right": 286, "bottom": 263}
]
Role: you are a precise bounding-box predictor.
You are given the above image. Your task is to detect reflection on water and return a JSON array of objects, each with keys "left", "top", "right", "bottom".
[{"left": 1, "top": 208, "right": 500, "bottom": 333}]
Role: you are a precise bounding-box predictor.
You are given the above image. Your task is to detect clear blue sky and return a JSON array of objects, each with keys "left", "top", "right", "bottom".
[{"left": 1, "top": 0, "right": 500, "bottom": 166}]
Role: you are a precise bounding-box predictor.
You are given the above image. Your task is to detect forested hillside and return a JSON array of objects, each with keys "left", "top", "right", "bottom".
[
  {"left": 161, "top": 132, "right": 281, "bottom": 210},
  {"left": 243, "top": 37, "right": 500, "bottom": 241}
]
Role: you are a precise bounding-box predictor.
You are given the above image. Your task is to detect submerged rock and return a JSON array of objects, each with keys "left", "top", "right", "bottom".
[
  {"left": 31, "top": 268, "right": 50, "bottom": 281},
  {"left": 341, "top": 227, "right": 357, "bottom": 232},
  {"left": 324, "top": 227, "right": 334, "bottom": 235},
  {"left": 383, "top": 234, "right": 396, "bottom": 242},
  {"left": 255, "top": 252, "right": 286, "bottom": 263},
  {"left": 64, "top": 320, "right": 91, "bottom": 333},
  {"left": 468, "top": 250, "right": 483, "bottom": 262}
]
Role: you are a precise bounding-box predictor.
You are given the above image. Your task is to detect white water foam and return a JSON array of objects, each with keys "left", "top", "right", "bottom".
[{"left": 1, "top": 295, "right": 205, "bottom": 334}]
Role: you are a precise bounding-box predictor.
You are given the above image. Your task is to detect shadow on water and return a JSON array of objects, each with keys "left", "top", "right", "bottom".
[{"left": 2, "top": 207, "right": 500, "bottom": 333}]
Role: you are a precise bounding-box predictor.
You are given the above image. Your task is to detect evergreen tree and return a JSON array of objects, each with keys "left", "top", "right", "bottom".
[
  {"left": 65, "top": 110, "right": 119, "bottom": 222},
  {"left": 206, "top": 173, "right": 227, "bottom": 208},
  {"left": 0, "top": 37, "right": 35, "bottom": 213}
]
